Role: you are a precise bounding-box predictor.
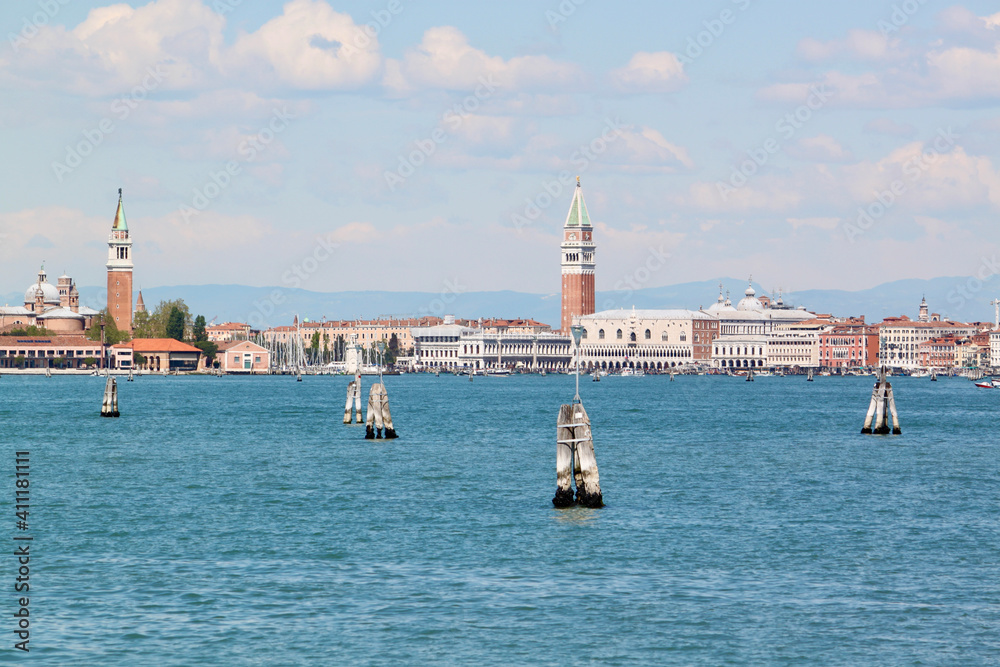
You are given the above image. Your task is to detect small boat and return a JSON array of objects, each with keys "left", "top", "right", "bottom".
[
  {"left": 974, "top": 381, "right": 995, "bottom": 389},
  {"left": 487, "top": 368, "right": 512, "bottom": 376}
]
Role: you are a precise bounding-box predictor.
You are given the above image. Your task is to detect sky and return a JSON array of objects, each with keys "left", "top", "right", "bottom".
[{"left": 2, "top": 0, "right": 1000, "bottom": 308}]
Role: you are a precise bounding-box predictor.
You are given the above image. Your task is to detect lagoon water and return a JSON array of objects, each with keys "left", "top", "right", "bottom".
[{"left": 1, "top": 373, "right": 999, "bottom": 665}]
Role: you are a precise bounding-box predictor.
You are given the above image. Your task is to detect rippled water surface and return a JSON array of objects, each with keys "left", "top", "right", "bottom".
[{"left": 1, "top": 373, "right": 998, "bottom": 665}]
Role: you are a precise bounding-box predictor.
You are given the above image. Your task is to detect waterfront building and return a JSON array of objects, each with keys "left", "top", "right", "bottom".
[
  {"left": 264, "top": 317, "right": 442, "bottom": 359},
  {"left": 560, "top": 179, "right": 596, "bottom": 333},
  {"left": 955, "top": 335, "right": 989, "bottom": 369},
  {"left": 991, "top": 331, "right": 1000, "bottom": 370},
  {"left": 767, "top": 318, "right": 833, "bottom": 369},
  {"left": 917, "top": 336, "right": 958, "bottom": 369},
  {"left": 818, "top": 319, "right": 880, "bottom": 369},
  {"left": 411, "top": 317, "right": 476, "bottom": 370},
  {"left": 878, "top": 300, "right": 975, "bottom": 370},
  {"left": 124, "top": 338, "right": 202, "bottom": 371},
  {"left": 207, "top": 322, "right": 251, "bottom": 342},
  {"left": 0, "top": 336, "right": 104, "bottom": 369},
  {"left": 710, "top": 282, "right": 816, "bottom": 370},
  {"left": 411, "top": 316, "right": 573, "bottom": 371},
  {"left": 106, "top": 190, "right": 134, "bottom": 331},
  {"left": 215, "top": 340, "right": 270, "bottom": 373},
  {"left": 460, "top": 330, "right": 572, "bottom": 371},
  {"left": 0, "top": 267, "right": 99, "bottom": 334},
  {"left": 577, "top": 307, "right": 717, "bottom": 371}
]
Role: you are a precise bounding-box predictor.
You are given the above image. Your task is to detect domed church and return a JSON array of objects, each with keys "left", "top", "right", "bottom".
[{"left": 0, "top": 267, "right": 100, "bottom": 334}]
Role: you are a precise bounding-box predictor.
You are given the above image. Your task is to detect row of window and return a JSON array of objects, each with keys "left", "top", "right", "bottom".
[{"left": 589, "top": 329, "right": 689, "bottom": 342}]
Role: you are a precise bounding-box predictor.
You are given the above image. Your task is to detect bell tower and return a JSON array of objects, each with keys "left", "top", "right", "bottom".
[
  {"left": 106, "top": 189, "right": 134, "bottom": 331},
  {"left": 560, "top": 178, "right": 596, "bottom": 333}
]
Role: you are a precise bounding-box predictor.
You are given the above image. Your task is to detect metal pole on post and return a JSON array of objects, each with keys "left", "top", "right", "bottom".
[{"left": 572, "top": 324, "right": 582, "bottom": 403}]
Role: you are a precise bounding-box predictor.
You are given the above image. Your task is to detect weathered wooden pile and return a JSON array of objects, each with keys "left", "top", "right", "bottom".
[
  {"left": 100, "top": 376, "right": 120, "bottom": 418},
  {"left": 364, "top": 383, "right": 398, "bottom": 440},
  {"left": 554, "top": 402, "right": 603, "bottom": 508},
  {"left": 861, "top": 367, "right": 901, "bottom": 435}
]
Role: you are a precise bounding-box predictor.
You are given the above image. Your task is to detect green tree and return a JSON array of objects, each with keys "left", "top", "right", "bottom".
[
  {"left": 14, "top": 355, "right": 25, "bottom": 368},
  {"left": 140, "top": 299, "right": 190, "bottom": 339},
  {"left": 53, "top": 356, "right": 65, "bottom": 368},
  {"left": 193, "top": 341, "right": 218, "bottom": 365},
  {"left": 132, "top": 310, "right": 154, "bottom": 338},
  {"left": 133, "top": 352, "right": 146, "bottom": 368},
  {"left": 82, "top": 356, "right": 96, "bottom": 368},
  {"left": 166, "top": 307, "right": 185, "bottom": 341},
  {"left": 85, "top": 311, "right": 130, "bottom": 345},
  {"left": 310, "top": 331, "right": 320, "bottom": 354},
  {"left": 1, "top": 325, "right": 53, "bottom": 337},
  {"left": 193, "top": 315, "right": 207, "bottom": 343}
]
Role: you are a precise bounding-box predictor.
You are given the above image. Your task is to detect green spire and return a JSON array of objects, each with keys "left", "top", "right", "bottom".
[
  {"left": 564, "top": 177, "right": 592, "bottom": 227},
  {"left": 113, "top": 188, "right": 128, "bottom": 231}
]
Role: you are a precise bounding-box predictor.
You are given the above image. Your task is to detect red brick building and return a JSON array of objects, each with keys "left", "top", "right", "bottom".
[{"left": 818, "top": 318, "right": 879, "bottom": 369}]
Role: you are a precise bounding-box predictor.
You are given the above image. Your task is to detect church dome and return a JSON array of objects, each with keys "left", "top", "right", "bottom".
[
  {"left": 737, "top": 283, "right": 764, "bottom": 312},
  {"left": 24, "top": 280, "right": 60, "bottom": 305}
]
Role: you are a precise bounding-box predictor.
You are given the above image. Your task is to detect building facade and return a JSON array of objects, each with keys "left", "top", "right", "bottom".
[
  {"left": 216, "top": 340, "right": 270, "bottom": 373},
  {"left": 578, "top": 308, "right": 717, "bottom": 371},
  {"left": 106, "top": 190, "right": 134, "bottom": 331},
  {"left": 207, "top": 322, "right": 251, "bottom": 342},
  {"left": 709, "top": 282, "right": 817, "bottom": 369},
  {"left": 818, "top": 320, "right": 879, "bottom": 369},
  {"left": 878, "top": 308, "right": 975, "bottom": 370},
  {"left": 126, "top": 339, "right": 202, "bottom": 372},
  {"left": 560, "top": 179, "right": 596, "bottom": 333},
  {"left": 0, "top": 336, "right": 104, "bottom": 369}
]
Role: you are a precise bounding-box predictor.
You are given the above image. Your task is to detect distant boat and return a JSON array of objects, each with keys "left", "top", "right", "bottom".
[
  {"left": 620, "top": 368, "right": 644, "bottom": 377},
  {"left": 974, "top": 380, "right": 996, "bottom": 389}
]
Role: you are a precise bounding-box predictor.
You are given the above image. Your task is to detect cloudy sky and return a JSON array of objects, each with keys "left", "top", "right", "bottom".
[{"left": 2, "top": 0, "right": 1000, "bottom": 302}]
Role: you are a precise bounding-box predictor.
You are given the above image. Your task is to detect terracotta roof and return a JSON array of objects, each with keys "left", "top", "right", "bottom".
[
  {"left": 128, "top": 338, "right": 202, "bottom": 353},
  {"left": 207, "top": 322, "right": 248, "bottom": 330},
  {"left": 217, "top": 340, "right": 267, "bottom": 352}
]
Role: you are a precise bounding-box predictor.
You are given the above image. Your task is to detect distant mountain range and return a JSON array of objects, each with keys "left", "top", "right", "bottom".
[{"left": 4, "top": 277, "right": 996, "bottom": 329}]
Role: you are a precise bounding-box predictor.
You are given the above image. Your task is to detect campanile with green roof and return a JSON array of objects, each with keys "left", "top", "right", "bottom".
[
  {"left": 106, "top": 188, "right": 134, "bottom": 331},
  {"left": 560, "top": 178, "right": 596, "bottom": 333}
]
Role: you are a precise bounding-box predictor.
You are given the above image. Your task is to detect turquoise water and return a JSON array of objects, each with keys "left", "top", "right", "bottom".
[{"left": 1, "top": 373, "right": 999, "bottom": 665}]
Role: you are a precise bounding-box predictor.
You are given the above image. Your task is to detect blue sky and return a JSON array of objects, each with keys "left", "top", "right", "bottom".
[{"left": 2, "top": 0, "right": 1000, "bottom": 306}]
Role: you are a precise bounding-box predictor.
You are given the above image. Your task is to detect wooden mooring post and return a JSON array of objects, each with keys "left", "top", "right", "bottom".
[
  {"left": 861, "top": 367, "right": 901, "bottom": 435},
  {"left": 100, "top": 376, "right": 119, "bottom": 418},
  {"left": 554, "top": 321, "right": 603, "bottom": 508},
  {"left": 364, "top": 383, "right": 398, "bottom": 439},
  {"left": 555, "top": 402, "right": 603, "bottom": 507},
  {"left": 343, "top": 374, "right": 362, "bottom": 424}
]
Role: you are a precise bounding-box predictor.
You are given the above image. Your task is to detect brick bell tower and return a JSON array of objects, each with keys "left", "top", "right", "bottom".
[
  {"left": 106, "top": 188, "right": 134, "bottom": 331},
  {"left": 560, "top": 177, "right": 596, "bottom": 333}
]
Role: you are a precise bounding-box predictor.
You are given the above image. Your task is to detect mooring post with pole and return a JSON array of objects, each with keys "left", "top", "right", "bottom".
[
  {"left": 553, "top": 320, "right": 603, "bottom": 508},
  {"left": 861, "top": 366, "right": 901, "bottom": 435}
]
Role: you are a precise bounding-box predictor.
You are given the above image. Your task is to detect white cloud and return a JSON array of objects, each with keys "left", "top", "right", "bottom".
[
  {"left": 864, "top": 118, "right": 917, "bottom": 137},
  {"left": 786, "top": 217, "right": 841, "bottom": 231},
  {"left": 383, "top": 26, "right": 585, "bottom": 95},
  {"left": 796, "top": 30, "right": 902, "bottom": 62},
  {"left": 226, "top": 0, "right": 381, "bottom": 90},
  {"left": 760, "top": 14, "right": 1000, "bottom": 108},
  {"left": 786, "top": 135, "right": 854, "bottom": 162},
  {"left": 0, "top": 0, "right": 382, "bottom": 96},
  {"left": 609, "top": 52, "right": 687, "bottom": 94}
]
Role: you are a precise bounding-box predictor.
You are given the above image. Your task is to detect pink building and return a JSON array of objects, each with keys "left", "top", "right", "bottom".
[
  {"left": 207, "top": 322, "right": 251, "bottom": 342},
  {"left": 216, "top": 340, "right": 270, "bottom": 373}
]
